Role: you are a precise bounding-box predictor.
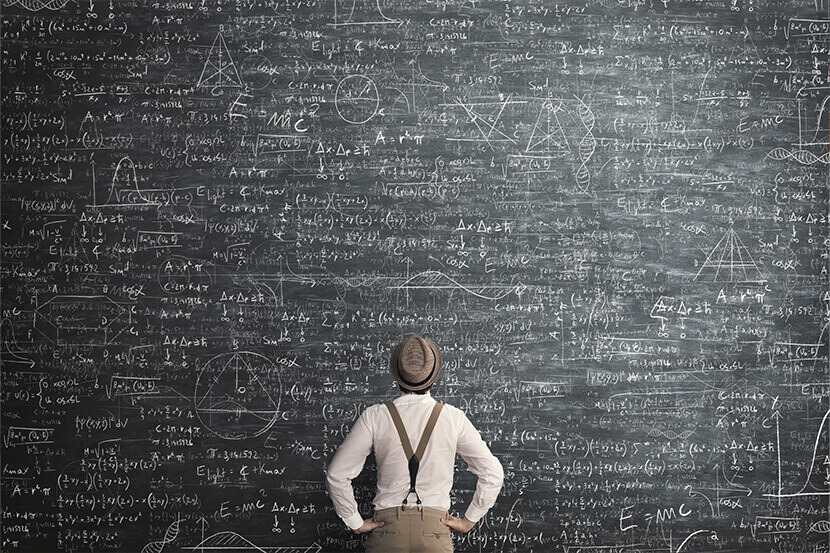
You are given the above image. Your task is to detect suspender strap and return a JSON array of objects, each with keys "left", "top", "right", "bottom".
[
  {"left": 384, "top": 400, "right": 415, "bottom": 460},
  {"left": 384, "top": 399, "right": 444, "bottom": 506},
  {"left": 416, "top": 401, "right": 444, "bottom": 460}
]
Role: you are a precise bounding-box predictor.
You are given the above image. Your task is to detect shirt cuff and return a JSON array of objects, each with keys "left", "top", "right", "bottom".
[{"left": 342, "top": 512, "right": 365, "bottom": 530}]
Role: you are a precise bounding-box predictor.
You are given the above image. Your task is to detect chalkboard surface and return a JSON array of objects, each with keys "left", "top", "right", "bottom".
[{"left": 1, "top": 0, "right": 828, "bottom": 552}]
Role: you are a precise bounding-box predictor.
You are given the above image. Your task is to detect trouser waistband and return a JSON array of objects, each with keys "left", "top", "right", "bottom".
[{"left": 375, "top": 505, "right": 448, "bottom": 517}]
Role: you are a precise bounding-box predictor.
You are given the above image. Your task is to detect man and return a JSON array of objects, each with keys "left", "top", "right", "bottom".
[{"left": 324, "top": 334, "right": 504, "bottom": 553}]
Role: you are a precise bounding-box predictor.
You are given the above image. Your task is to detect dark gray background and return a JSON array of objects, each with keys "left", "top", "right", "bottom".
[{"left": 1, "top": 0, "right": 828, "bottom": 551}]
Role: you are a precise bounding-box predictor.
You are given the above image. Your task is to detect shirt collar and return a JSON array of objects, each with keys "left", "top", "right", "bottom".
[{"left": 394, "top": 390, "right": 433, "bottom": 403}]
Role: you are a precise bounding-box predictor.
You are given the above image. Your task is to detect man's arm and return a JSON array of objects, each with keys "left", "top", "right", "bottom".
[
  {"left": 324, "top": 410, "right": 374, "bottom": 530},
  {"left": 455, "top": 412, "right": 505, "bottom": 525}
]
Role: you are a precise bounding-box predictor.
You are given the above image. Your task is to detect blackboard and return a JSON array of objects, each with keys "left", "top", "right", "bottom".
[{"left": 1, "top": 0, "right": 829, "bottom": 551}]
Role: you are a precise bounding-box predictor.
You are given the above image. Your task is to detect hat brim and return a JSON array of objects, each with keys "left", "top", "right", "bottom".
[{"left": 390, "top": 335, "right": 443, "bottom": 391}]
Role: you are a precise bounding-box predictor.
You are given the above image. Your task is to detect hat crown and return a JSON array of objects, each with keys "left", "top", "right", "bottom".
[
  {"left": 391, "top": 334, "right": 443, "bottom": 391},
  {"left": 398, "top": 336, "right": 434, "bottom": 382}
]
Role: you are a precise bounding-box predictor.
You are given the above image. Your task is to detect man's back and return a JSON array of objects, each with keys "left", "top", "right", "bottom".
[
  {"left": 367, "top": 392, "right": 500, "bottom": 515},
  {"left": 324, "top": 334, "right": 504, "bottom": 552},
  {"left": 325, "top": 390, "right": 504, "bottom": 529}
]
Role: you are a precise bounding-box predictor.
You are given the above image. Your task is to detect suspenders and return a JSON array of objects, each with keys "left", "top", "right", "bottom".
[{"left": 384, "top": 399, "right": 444, "bottom": 507}]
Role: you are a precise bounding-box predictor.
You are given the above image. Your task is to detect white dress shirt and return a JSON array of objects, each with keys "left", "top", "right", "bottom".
[{"left": 324, "top": 391, "right": 504, "bottom": 530}]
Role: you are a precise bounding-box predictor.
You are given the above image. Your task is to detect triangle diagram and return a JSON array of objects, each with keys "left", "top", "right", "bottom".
[
  {"left": 526, "top": 101, "right": 568, "bottom": 154},
  {"left": 694, "top": 228, "right": 764, "bottom": 282},
  {"left": 196, "top": 31, "right": 243, "bottom": 88},
  {"left": 196, "top": 353, "right": 278, "bottom": 418},
  {"left": 236, "top": 353, "right": 280, "bottom": 420},
  {"left": 195, "top": 353, "right": 238, "bottom": 408}
]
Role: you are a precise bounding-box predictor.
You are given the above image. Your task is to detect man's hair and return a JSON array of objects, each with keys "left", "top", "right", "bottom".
[{"left": 399, "top": 384, "right": 431, "bottom": 394}]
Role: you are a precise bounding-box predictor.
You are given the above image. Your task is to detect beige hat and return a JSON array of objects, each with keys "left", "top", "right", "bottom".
[{"left": 389, "top": 334, "right": 444, "bottom": 392}]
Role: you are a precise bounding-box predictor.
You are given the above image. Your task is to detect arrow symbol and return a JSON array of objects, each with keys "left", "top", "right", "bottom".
[
  {"left": 771, "top": 409, "right": 783, "bottom": 505},
  {"left": 196, "top": 517, "right": 208, "bottom": 553}
]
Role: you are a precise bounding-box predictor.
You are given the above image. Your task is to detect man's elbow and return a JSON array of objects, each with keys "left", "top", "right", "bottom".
[
  {"left": 324, "top": 461, "right": 345, "bottom": 493},
  {"left": 491, "top": 457, "right": 505, "bottom": 489}
]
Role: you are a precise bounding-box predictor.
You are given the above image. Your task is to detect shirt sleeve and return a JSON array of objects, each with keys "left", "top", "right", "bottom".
[
  {"left": 324, "top": 409, "right": 373, "bottom": 530},
  {"left": 456, "top": 412, "right": 504, "bottom": 523}
]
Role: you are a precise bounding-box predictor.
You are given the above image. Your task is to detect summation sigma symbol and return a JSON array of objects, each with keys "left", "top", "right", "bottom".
[{"left": 194, "top": 351, "right": 283, "bottom": 440}]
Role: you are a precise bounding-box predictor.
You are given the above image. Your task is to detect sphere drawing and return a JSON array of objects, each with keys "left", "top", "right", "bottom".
[
  {"left": 335, "top": 75, "right": 380, "bottom": 124},
  {"left": 194, "top": 351, "right": 282, "bottom": 440}
]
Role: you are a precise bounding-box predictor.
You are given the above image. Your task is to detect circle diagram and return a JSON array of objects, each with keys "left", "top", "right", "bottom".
[
  {"left": 194, "top": 351, "right": 282, "bottom": 440},
  {"left": 335, "top": 75, "right": 380, "bottom": 124}
]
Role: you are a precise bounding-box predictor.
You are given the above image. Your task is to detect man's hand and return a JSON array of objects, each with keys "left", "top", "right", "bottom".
[
  {"left": 352, "top": 519, "right": 385, "bottom": 534},
  {"left": 441, "top": 514, "right": 476, "bottom": 534}
]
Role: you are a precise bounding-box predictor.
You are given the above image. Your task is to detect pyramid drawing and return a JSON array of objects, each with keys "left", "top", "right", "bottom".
[
  {"left": 526, "top": 101, "right": 568, "bottom": 154},
  {"left": 196, "top": 31, "right": 243, "bottom": 88},
  {"left": 524, "top": 98, "right": 595, "bottom": 191},
  {"left": 694, "top": 227, "right": 764, "bottom": 282}
]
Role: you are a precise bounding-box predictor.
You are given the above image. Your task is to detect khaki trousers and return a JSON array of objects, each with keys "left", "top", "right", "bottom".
[{"left": 364, "top": 506, "right": 453, "bottom": 553}]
